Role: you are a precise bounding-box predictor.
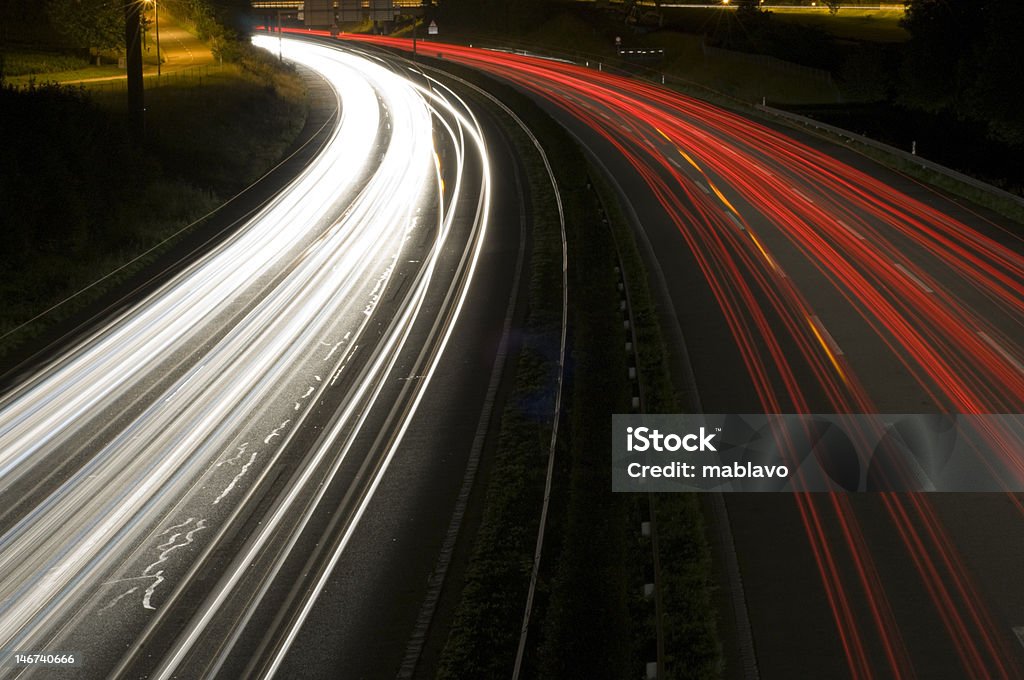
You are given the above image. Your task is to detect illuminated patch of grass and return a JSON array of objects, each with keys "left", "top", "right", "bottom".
[{"left": 1, "top": 50, "right": 90, "bottom": 77}]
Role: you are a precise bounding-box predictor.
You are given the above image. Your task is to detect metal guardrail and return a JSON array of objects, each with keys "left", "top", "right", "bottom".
[{"left": 757, "top": 104, "right": 1024, "bottom": 210}]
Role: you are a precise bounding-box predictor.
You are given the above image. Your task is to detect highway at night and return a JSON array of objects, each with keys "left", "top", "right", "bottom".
[
  {"left": 0, "top": 36, "right": 513, "bottom": 678},
  {"left": 1, "top": 22, "right": 1022, "bottom": 679},
  {"left": 295, "top": 31, "right": 1024, "bottom": 679}
]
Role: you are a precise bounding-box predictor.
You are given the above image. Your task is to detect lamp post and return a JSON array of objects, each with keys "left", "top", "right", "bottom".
[
  {"left": 145, "top": 0, "right": 162, "bottom": 76},
  {"left": 154, "top": 0, "right": 161, "bottom": 76}
]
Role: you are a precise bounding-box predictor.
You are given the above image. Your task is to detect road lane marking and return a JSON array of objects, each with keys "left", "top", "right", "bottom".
[
  {"left": 707, "top": 179, "right": 740, "bottom": 215},
  {"left": 894, "top": 263, "right": 934, "bottom": 294},
  {"left": 678, "top": 149, "right": 702, "bottom": 172},
  {"left": 978, "top": 332, "right": 1024, "bottom": 376},
  {"left": 216, "top": 444, "right": 249, "bottom": 468},
  {"left": 791, "top": 187, "right": 815, "bottom": 204},
  {"left": 808, "top": 315, "right": 847, "bottom": 382},
  {"left": 836, "top": 218, "right": 865, "bottom": 240},
  {"left": 100, "top": 586, "right": 139, "bottom": 613},
  {"left": 725, "top": 211, "right": 745, "bottom": 231},
  {"left": 748, "top": 231, "right": 783, "bottom": 276}
]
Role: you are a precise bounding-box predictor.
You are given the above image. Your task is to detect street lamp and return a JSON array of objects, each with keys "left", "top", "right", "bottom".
[{"left": 144, "top": 0, "right": 161, "bottom": 76}]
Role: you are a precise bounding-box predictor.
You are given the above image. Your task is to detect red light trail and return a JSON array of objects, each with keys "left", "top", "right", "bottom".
[{"left": 278, "top": 29, "right": 1024, "bottom": 679}]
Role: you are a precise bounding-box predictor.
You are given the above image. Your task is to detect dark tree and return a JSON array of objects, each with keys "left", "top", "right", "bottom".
[
  {"left": 438, "top": 0, "right": 546, "bottom": 35},
  {"left": 47, "top": 0, "right": 124, "bottom": 65},
  {"left": 901, "top": 0, "right": 1024, "bottom": 146}
]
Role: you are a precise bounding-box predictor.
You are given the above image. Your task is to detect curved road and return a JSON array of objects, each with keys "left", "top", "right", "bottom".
[
  {"left": 334, "top": 32, "right": 1024, "bottom": 680},
  {"left": 0, "top": 37, "right": 523, "bottom": 679}
]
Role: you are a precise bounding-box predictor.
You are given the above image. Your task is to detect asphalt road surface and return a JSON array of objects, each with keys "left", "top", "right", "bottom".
[
  {"left": 0, "top": 37, "right": 526, "bottom": 680},
  {"left": 334, "top": 33, "right": 1024, "bottom": 680}
]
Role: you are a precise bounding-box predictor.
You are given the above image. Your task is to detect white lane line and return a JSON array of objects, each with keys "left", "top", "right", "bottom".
[
  {"left": 294, "top": 385, "right": 315, "bottom": 411},
  {"left": 330, "top": 345, "right": 357, "bottom": 386},
  {"left": 978, "top": 332, "right": 1024, "bottom": 376},
  {"left": 144, "top": 520, "right": 208, "bottom": 578},
  {"left": 1013, "top": 626, "right": 1024, "bottom": 650},
  {"left": 792, "top": 187, "right": 815, "bottom": 204},
  {"left": 810, "top": 315, "right": 845, "bottom": 356},
  {"left": 695, "top": 180, "right": 710, "bottom": 194},
  {"left": 894, "top": 263, "right": 934, "bottom": 294},
  {"left": 726, "top": 211, "right": 745, "bottom": 231},
  {"left": 835, "top": 218, "right": 865, "bottom": 240},
  {"left": 105, "top": 518, "right": 209, "bottom": 612}
]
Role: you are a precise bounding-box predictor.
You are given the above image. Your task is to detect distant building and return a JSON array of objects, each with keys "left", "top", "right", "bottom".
[{"left": 250, "top": 1, "right": 424, "bottom": 29}]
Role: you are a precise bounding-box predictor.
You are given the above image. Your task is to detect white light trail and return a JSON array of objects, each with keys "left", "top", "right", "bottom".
[{"left": 0, "top": 36, "right": 492, "bottom": 669}]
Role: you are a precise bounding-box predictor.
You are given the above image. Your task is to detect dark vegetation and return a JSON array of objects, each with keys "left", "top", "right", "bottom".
[
  {"left": 437, "top": 0, "right": 549, "bottom": 36},
  {"left": 0, "top": 1, "right": 306, "bottom": 359},
  {"left": 673, "top": 0, "right": 1024, "bottom": 194},
  {"left": 700, "top": 6, "right": 843, "bottom": 72},
  {"left": 160, "top": 0, "right": 266, "bottom": 61},
  {"left": 901, "top": 0, "right": 1024, "bottom": 149},
  {"left": 786, "top": 101, "right": 1024, "bottom": 196}
]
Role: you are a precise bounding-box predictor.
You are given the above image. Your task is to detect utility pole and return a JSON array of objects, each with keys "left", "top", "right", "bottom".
[{"left": 124, "top": 0, "right": 145, "bottom": 139}]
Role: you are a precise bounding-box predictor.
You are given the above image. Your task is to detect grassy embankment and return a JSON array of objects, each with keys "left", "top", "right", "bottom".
[
  {"left": 764, "top": 7, "right": 906, "bottom": 42},
  {"left": 415, "top": 62, "right": 720, "bottom": 679},
  {"left": 433, "top": 4, "right": 905, "bottom": 106},
  {"left": 0, "top": 27, "right": 307, "bottom": 363},
  {"left": 2, "top": 52, "right": 165, "bottom": 84}
]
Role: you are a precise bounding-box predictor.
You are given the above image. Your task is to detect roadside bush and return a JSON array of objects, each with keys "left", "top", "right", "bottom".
[
  {"left": 0, "top": 82, "right": 148, "bottom": 269},
  {"left": 1, "top": 51, "right": 90, "bottom": 77}
]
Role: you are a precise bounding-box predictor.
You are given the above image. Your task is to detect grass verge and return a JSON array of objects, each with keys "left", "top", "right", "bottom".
[
  {"left": 591, "top": 164, "right": 723, "bottom": 680},
  {"left": 439, "top": 8, "right": 841, "bottom": 105},
  {"left": 852, "top": 145, "right": 1024, "bottom": 226}
]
